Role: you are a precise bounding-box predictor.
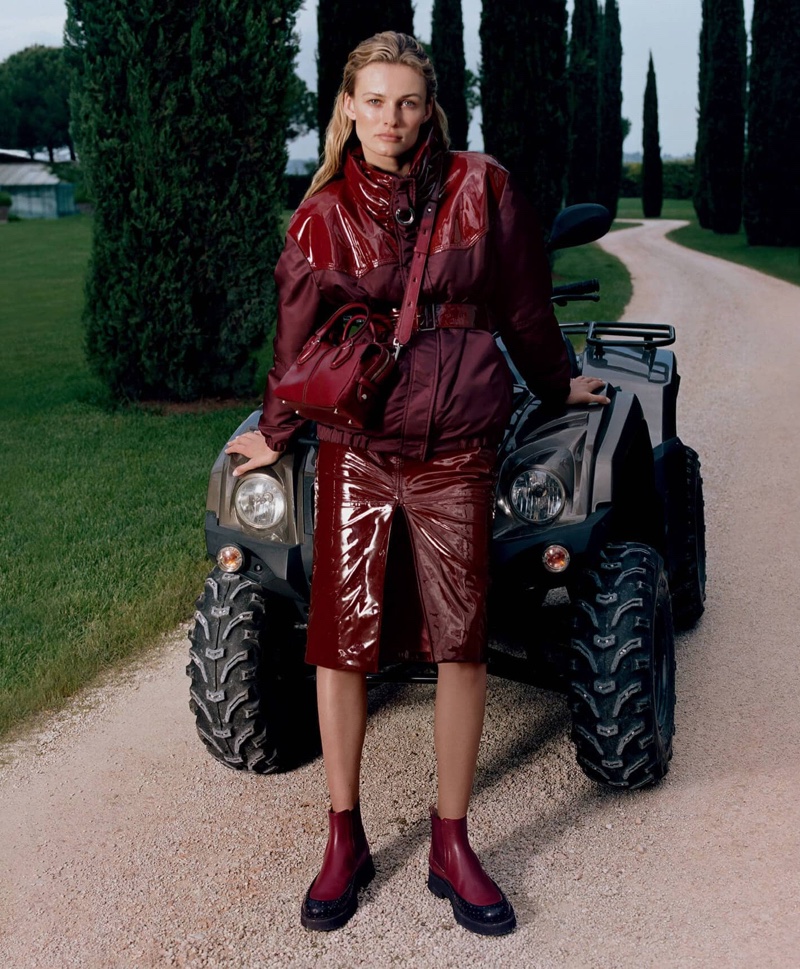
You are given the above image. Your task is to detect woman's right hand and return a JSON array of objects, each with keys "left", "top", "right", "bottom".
[{"left": 224, "top": 430, "right": 282, "bottom": 477}]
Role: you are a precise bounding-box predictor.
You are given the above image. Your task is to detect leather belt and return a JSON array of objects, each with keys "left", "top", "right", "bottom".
[{"left": 398, "top": 303, "right": 492, "bottom": 333}]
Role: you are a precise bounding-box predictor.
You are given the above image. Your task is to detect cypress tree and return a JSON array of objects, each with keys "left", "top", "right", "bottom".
[
  {"left": 596, "top": 0, "right": 623, "bottom": 219},
  {"left": 566, "top": 0, "right": 600, "bottom": 205},
  {"left": 693, "top": 0, "right": 712, "bottom": 228},
  {"left": 481, "top": 0, "right": 569, "bottom": 232},
  {"left": 431, "top": 0, "right": 468, "bottom": 150},
  {"left": 0, "top": 46, "right": 73, "bottom": 161},
  {"left": 65, "top": 0, "right": 301, "bottom": 402},
  {"left": 706, "top": 0, "right": 746, "bottom": 234},
  {"left": 317, "top": 0, "right": 414, "bottom": 155},
  {"left": 744, "top": 0, "right": 800, "bottom": 246},
  {"left": 641, "top": 53, "right": 663, "bottom": 218}
]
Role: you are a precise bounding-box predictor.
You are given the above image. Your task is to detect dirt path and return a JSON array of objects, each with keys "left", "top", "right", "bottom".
[{"left": 2, "top": 220, "right": 799, "bottom": 968}]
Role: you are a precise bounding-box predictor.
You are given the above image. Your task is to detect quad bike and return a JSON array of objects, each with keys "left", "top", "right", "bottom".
[{"left": 187, "top": 204, "right": 706, "bottom": 790}]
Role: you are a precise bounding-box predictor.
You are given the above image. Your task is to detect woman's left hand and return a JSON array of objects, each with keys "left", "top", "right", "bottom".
[
  {"left": 566, "top": 376, "right": 611, "bottom": 406},
  {"left": 224, "top": 430, "right": 282, "bottom": 476}
]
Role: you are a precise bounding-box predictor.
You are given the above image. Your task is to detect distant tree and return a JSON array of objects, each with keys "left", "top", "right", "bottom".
[
  {"left": 0, "top": 63, "right": 18, "bottom": 148},
  {"left": 431, "top": 0, "right": 468, "bottom": 149},
  {"left": 66, "top": 0, "right": 302, "bottom": 402},
  {"left": 287, "top": 72, "right": 318, "bottom": 142},
  {"left": 0, "top": 46, "right": 72, "bottom": 161},
  {"left": 744, "top": 0, "right": 800, "bottom": 246},
  {"left": 464, "top": 66, "right": 480, "bottom": 130},
  {"left": 566, "top": 0, "right": 600, "bottom": 205},
  {"left": 481, "top": 0, "right": 569, "bottom": 232},
  {"left": 705, "top": 0, "right": 747, "bottom": 234},
  {"left": 316, "top": 1, "right": 414, "bottom": 155},
  {"left": 596, "top": 0, "right": 623, "bottom": 218},
  {"left": 641, "top": 53, "right": 663, "bottom": 218},
  {"left": 693, "top": 0, "right": 712, "bottom": 228}
]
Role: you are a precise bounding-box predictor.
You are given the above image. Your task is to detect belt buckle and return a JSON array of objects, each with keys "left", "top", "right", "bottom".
[{"left": 417, "top": 305, "right": 437, "bottom": 332}]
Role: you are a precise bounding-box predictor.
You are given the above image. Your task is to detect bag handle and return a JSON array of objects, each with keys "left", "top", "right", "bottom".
[{"left": 393, "top": 172, "right": 443, "bottom": 356}]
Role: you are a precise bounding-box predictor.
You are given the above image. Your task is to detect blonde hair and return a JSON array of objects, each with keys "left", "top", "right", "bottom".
[{"left": 304, "top": 31, "right": 450, "bottom": 200}]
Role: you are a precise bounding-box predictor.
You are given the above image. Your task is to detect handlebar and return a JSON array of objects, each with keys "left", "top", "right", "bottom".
[{"left": 552, "top": 278, "right": 600, "bottom": 297}]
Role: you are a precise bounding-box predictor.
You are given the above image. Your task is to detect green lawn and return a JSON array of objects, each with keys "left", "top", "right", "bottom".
[
  {"left": 667, "top": 222, "right": 800, "bottom": 288},
  {"left": 0, "top": 216, "right": 256, "bottom": 736},
  {"left": 616, "top": 198, "right": 695, "bottom": 221},
  {"left": 615, "top": 197, "right": 800, "bottom": 288},
  {"left": 0, "top": 215, "right": 632, "bottom": 737},
  {"left": 553, "top": 242, "right": 632, "bottom": 326}
]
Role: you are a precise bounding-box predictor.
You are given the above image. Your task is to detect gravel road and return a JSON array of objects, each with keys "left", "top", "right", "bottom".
[{"left": 2, "top": 220, "right": 800, "bottom": 968}]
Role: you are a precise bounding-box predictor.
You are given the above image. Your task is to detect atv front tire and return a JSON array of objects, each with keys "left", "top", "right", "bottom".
[
  {"left": 569, "top": 543, "right": 676, "bottom": 789},
  {"left": 669, "top": 446, "right": 707, "bottom": 630},
  {"left": 187, "top": 568, "right": 317, "bottom": 773}
]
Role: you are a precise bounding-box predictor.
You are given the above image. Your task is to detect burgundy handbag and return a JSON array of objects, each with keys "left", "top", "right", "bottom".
[
  {"left": 275, "top": 302, "right": 397, "bottom": 427},
  {"left": 275, "top": 174, "right": 442, "bottom": 430}
]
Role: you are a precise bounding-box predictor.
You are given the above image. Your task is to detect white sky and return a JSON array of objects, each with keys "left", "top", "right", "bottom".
[{"left": 1, "top": 0, "right": 756, "bottom": 159}]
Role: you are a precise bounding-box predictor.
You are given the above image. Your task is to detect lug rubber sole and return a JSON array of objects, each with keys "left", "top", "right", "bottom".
[
  {"left": 300, "top": 857, "right": 376, "bottom": 931},
  {"left": 428, "top": 870, "right": 516, "bottom": 937}
]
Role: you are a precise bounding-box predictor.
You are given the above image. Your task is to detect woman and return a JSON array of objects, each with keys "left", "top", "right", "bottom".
[{"left": 226, "top": 32, "right": 607, "bottom": 936}]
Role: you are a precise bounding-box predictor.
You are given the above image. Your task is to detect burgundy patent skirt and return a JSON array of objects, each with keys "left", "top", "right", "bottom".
[{"left": 305, "top": 442, "right": 497, "bottom": 672}]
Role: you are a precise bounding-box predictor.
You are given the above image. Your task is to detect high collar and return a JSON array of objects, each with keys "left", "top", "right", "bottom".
[{"left": 344, "top": 129, "right": 444, "bottom": 230}]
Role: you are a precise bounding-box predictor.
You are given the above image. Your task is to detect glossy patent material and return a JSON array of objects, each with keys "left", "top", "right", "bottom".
[
  {"left": 305, "top": 443, "right": 496, "bottom": 672},
  {"left": 259, "top": 132, "right": 572, "bottom": 460}
]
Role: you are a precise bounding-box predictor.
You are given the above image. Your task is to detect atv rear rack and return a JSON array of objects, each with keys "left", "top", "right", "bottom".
[{"left": 561, "top": 321, "right": 676, "bottom": 349}]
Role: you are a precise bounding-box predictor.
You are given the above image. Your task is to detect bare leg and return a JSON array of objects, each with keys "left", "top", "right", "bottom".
[
  {"left": 434, "top": 662, "right": 488, "bottom": 819},
  {"left": 316, "top": 667, "right": 368, "bottom": 812}
]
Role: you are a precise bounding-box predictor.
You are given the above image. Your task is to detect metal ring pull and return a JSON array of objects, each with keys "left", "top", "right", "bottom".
[{"left": 395, "top": 207, "right": 415, "bottom": 226}]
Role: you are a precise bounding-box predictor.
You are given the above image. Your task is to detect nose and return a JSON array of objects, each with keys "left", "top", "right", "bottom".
[{"left": 383, "top": 103, "right": 401, "bottom": 127}]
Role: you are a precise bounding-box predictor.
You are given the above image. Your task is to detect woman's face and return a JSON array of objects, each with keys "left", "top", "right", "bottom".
[{"left": 344, "top": 63, "right": 432, "bottom": 175}]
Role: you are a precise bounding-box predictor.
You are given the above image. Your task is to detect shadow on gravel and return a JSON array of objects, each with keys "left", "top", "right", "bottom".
[{"left": 366, "top": 678, "right": 572, "bottom": 895}]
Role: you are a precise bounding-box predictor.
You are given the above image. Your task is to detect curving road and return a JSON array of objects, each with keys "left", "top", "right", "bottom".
[{"left": 2, "top": 220, "right": 799, "bottom": 968}]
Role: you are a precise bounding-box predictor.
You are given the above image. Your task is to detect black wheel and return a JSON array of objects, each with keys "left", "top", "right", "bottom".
[
  {"left": 669, "top": 446, "right": 707, "bottom": 630},
  {"left": 569, "top": 543, "right": 676, "bottom": 790},
  {"left": 187, "top": 568, "right": 317, "bottom": 773}
]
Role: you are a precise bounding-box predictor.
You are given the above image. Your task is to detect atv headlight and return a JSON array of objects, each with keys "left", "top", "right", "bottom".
[
  {"left": 233, "top": 474, "right": 286, "bottom": 530},
  {"left": 509, "top": 469, "right": 566, "bottom": 524}
]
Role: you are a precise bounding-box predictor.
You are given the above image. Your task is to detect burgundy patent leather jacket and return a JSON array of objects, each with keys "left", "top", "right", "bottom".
[{"left": 258, "top": 133, "right": 571, "bottom": 459}]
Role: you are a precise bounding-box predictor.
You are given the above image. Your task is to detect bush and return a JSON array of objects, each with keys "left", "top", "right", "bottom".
[
  {"left": 620, "top": 160, "right": 694, "bottom": 200},
  {"left": 0, "top": 190, "right": 12, "bottom": 207},
  {"left": 66, "top": 0, "right": 302, "bottom": 402}
]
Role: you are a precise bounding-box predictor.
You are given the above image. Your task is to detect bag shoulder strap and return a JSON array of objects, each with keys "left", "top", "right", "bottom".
[{"left": 393, "top": 173, "right": 443, "bottom": 352}]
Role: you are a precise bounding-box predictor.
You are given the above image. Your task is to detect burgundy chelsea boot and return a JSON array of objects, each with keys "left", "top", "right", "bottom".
[
  {"left": 301, "top": 802, "right": 375, "bottom": 931},
  {"left": 428, "top": 806, "right": 516, "bottom": 936}
]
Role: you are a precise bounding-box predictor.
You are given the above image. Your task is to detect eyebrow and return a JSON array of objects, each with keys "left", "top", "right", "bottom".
[{"left": 361, "top": 91, "right": 423, "bottom": 99}]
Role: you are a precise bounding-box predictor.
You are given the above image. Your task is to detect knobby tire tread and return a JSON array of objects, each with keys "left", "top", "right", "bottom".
[{"left": 569, "top": 542, "right": 676, "bottom": 790}]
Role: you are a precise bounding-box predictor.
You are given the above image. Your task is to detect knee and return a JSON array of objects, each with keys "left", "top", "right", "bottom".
[{"left": 437, "top": 661, "right": 487, "bottom": 689}]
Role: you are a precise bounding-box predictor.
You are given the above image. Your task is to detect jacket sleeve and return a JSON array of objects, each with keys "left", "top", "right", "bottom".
[
  {"left": 258, "top": 234, "right": 325, "bottom": 451},
  {"left": 490, "top": 174, "right": 572, "bottom": 404}
]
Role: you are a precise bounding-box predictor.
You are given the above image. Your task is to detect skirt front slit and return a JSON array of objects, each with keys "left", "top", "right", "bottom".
[{"left": 305, "top": 442, "right": 496, "bottom": 673}]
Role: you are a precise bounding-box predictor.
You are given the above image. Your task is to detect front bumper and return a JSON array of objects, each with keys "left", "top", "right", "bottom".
[
  {"left": 205, "top": 512, "right": 311, "bottom": 603},
  {"left": 491, "top": 506, "right": 613, "bottom": 587}
]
